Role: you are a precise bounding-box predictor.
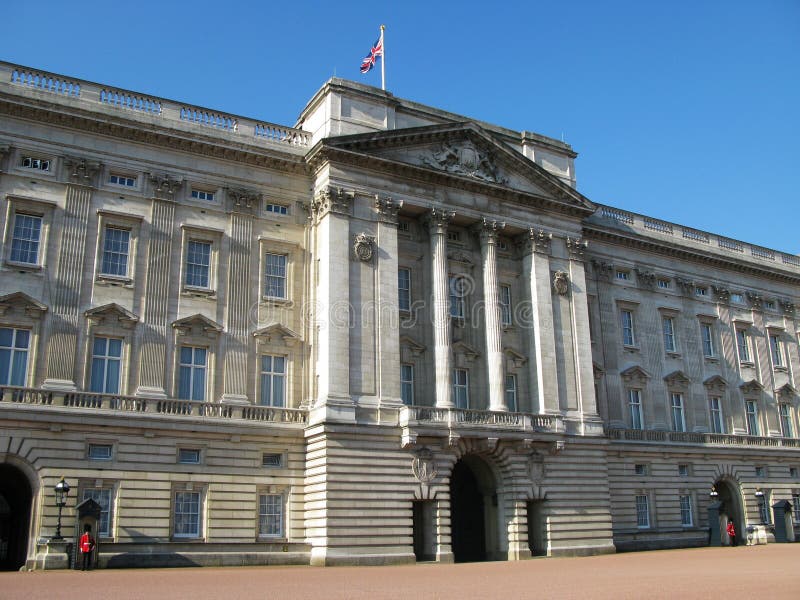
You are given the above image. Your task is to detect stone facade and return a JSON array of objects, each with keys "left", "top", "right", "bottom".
[{"left": 0, "top": 62, "right": 797, "bottom": 570}]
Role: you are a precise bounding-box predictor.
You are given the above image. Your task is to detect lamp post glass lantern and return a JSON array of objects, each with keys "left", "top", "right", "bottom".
[{"left": 53, "top": 477, "right": 70, "bottom": 540}]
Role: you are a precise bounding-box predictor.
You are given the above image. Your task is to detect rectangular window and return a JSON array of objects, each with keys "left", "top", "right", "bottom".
[
  {"left": 680, "top": 495, "right": 693, "bottom": 527},
  {"left": 616, "top": 270, "right": 630, "bottom": 281},
  {"left": 90, "top": 337, "right": 122, "bottom": 394},
  {"left": 790, "top": 467, "right": 798, "bottom": 479},
  {"left": 401, "top": 364, "right": 414, "bottom": 406},
  {"left": 635, "top": 495, "right": 650, "bottom": 528},
  {"left": 765, "top": 300, "right": 776, "bottom": 311},
  {"left": 662, "top": 316, "right": 676, "bottom": 353},
  {"left": 398, "top": 268, "right": 411, "bottom": 312},
  {"left": 657, "top": 279, "right": 671, "bottom": 289},
  {"left": 736, "top": 329, "right": 751, "bottom": 362},
  {"left": 191, "top": 189, "right": 214, "bottom": 201},
  {"left": 262, "top": 453, "right": 283, "bottom": 468},
  {"left": 100, "top": 226, "right": 130, "bottom": 277},
  {"left": 88, "top": 443, "right": 113, "bottom": 461},
  {"left": 397, "top": 220, "right": 410, "bottom": 233},
  {"left": 449, "top": 276, "right": 465, "bottom": 319},
  {"left": 709, "top": 397, "right": 724, "bottom": 434},
  {"left": 258, "top": 493, "right": 284, "bottom": 537},
  {"left": 700, "top": 323, "right": 715, "bottom": 357},
  {"left": 174, "top": 491, "right": 201, "bottom": 538},
  {"left": 758, "top": 493, "right": 771, "bottom": 525},
  {"left": 453, "top": 369, "right": 469, "bottom": 409},
  {"left": 505, "top": 374, "right": 518, "bottom": 412},
  {"left": 731, "top": 293, "right": 744, "bottom": 304},
  {"left": 695, "top": 286, "right": 707, "bottom": 297},
  {"left": 178, "top": 448, "right": 201, "bottom": 464},
  {"left": 0, "top": 327, "right": 30, "bottom": 386},
  {"left": 769, "top": 334, "right": 784, "bottom": 367},
  {"left": 259, "top": 355, "right": 286, "bottom": 407},
  {"left": 264, "top": 253, "right": 287, "bottom": 299},
  {"left": 620, "top": 310, "right": 635, "bottom": 346},
  {"left": 634, "top": 464, "right": 648, "bottom": 476},
  {"left": 628, "top": 389, "right": 643, "bottom": 430},
  {"left": 185, "top": 240, "right": 211, "bottom": 288},
  {"left": 265, "top": 203, "right": 288, "bottom": 215},
  {"left": 499, "top": 285, "right": 512, "bottom": 326},
  {"left": 678, "top": 464, "right": 690, "bottom": 477},
  {"left": 745, "top": 400, "right": 759, "bottom": 436},
  {"left": 21, "top": 156, "right": 51, "bottom": 171},
  {"left": 109, "top": 173, "right": 136, "bottom": 187},
  {"left": 82, "top": 488, "right": 113, "bottom": 537},
  {"left": 671, "top": 392, "right": 686, "bottom": 432},
  {"left": 779, "top": 404, "right": 794, "bottom": 438},
  {"left": 178, "top": 346, "right": 207, "bottom": 401},
  {"left": 793, "top": 494, "right": 800, "bottom": 524},
  {"left": 447, "top": 231, "right": 461, "bottom": 242},
  {"left": 10, "top": 213, "right": 42, "bottom": 264},
  {"left": 755, "top": 466, "right": 766, "bottom": 478}
]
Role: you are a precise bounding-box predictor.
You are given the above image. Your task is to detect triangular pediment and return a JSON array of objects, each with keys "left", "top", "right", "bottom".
[
  {"left": 0, "top": 291, "right": 47, "bottom": 318},
  {"left": 664, "top": 370, "right": 691, "bottom": 389},
  {"left": 620, "top": 365, "right": 650, "bottom": 385},
  {"left": 253, "top": 323, "right": 302, "bottom": 347},
  {"left": 740, "top": 379, "right": 764, "bottom": 395},
  {"left": 452, "top": 340, "right": 480, "bottom": 360},
  {"left": 316, "top": 122, "right": 594, "bottom": 215},
  {"left": 85, "top": 303, "right": 138, "bottom": 328},
  {"left": 776, "top": 383, "right": 796, "bottom": 398},
  {"left": 172, "top": 314, "right": 223, "bottom": 338},
  {"left": 703, "top": 375, "right": 728, "bottom": 392},
  {"left": 399, "top": 335, "right": 426, "bottom": 356},
  {"left": 504, "top": 348, "right": 528, "bottom": 368}
]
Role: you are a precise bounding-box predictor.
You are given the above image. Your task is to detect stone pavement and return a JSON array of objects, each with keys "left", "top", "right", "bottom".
[{"left": 2, "top": 545, "right": 799, "bottom": 599}]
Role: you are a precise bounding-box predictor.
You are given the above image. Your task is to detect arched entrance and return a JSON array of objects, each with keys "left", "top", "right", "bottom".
[
  {"left": 449, "top": 455, "right": 499, "bottom": 562},
  {"left": 714, "top": 478, "right": 744, "bottom": 546},
  {"left": 0, "top": 464, "right": 33, "bottom": 570}
]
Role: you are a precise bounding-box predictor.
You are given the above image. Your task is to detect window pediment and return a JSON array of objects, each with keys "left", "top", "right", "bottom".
[
  {"left": 664, "top": 370, "right": 691, "bottom": 389},
  {"left": 253, "top": 323, "right": 302, "bottom": 348},
  {"left": 504, "top": 347, "right": 527, "bottom": 368},
  {"left": 399, "top": 335, "right": 426, "bottom": 356},
  {"left": 620, "top": 365, "right": 650, "bottom": 386},
  {"left": 0, "top": 291, "right": 47, "bottom": 319},
  {"left": 703, "top": 375, "right": 727, "bottom": 393},
  {"left": 452, "top": 340, "right": 480, "bottom": 362},
  {"left": 85, "top": 303, "right": 138, "bottom": 328},
  {"left": 740, "top": 379, "right": 764, "bottom": 395},
  {"left": 776, "top": 383, "right": 796, "bottom": 399},
  {"left": 172, "top": 314, "right": 223, "bottom": 339}
]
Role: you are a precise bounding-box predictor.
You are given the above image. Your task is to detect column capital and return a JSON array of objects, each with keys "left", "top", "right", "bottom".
[
  {"left": 147, "top": 172, "right": 183, "bottom": 202},
  {"left": 473, "top": 218, "right": 505, "bottom": 244},
  {"left": 63, "top": 156, "right": 102, "bottom": 187},
  {"left": 424, "top": 207, "right": 455, "bottom": 235},
  {"left": 226, "top": 187, "right": 261, "bottom": 215},
  {"left": 519, "top": 228, "right": 552, "bottom": 255},
  {"left": 566, "top": 236, "right": 588, "bottom": 261},
  {"left": 374, "top": 195, "right": 403, "bottom": 224},
  {"left": 312, "top": 186, "right": 354, "bottom": 220}
]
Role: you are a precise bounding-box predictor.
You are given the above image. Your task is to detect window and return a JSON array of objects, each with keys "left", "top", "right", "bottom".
[
  {"left": 635, "top": 495, "right": 650, "bottom": 528},
  {"left": 678, "top": 464, "right": 690, "bottom": 477},
  {"left": 695, "top": 286, "right": 707, "bottom": 297},
  {"left": 100, "top": 227, "right": 131, "bottom": 277},
  {"left": 262, "top": 453, "right": 283, "bottom": 468},
  {"left": 499, "top": 285, "right": 512, "bottom": 326},
  {"left": 397, "top": 220, "right": 410, "bottom": 233},
  {"left": 398, "top": 268, "right": 411, "bottom": 312},
  {"left": 628, "top": 389, "right": 643, "bottom": 430},
  {"left": 765, "top": 300, "right": 776, "bottom": 311},
  {"left": 620, "top": 309, "right": 636, "bottom": 346},
  {"left": 258, "top": 493, "right": 284, "bottom": 537},
  {"left": 755, "top": 466, "right": 766, "bottom": 478},
  {"left": 657, "top": 279, "right": 671, "bottom": 289},
  {"left": 109, "top": 173, "right": 136, "bottom": 187},
  {"left": 670, "top": 392, "right": 686, "bottom": 432},
  {"left": 453, "top": 369, "right": 469, "bottom": 409},
  {"left": 793, "top": 494, "right": 800, "bottom": 524},
  {"left": 662, "top": 317, "right": 676, "bottom": 353},
  {"left": 634, "top": 464, "right": 648, "bottom": 476},
  {"left": 178, "top": 448, "right": 201, "bottom": 464},
  {"left": 616, "top": 270, "right": 630, "bottom": 281},
  {"left": 0, "top": 327, "right": 30, "bottom": 386},
  {"left": 90, "top": 337, "right": 122, "bottom": 394},
  {"left": 447, "top": 231, "right": 461, "bottom": 242},
  {"left": 449, "top": 276, "right": 466, "bottom": 319},
  {"left": 779, "top": 404, "right": 794, "bottom": 438},
  {"left": 401, "top": 364, "right": 414, "bottom": 406},
  {"left": 700, "top": 323, "right": 715, "bottom": 357},
  {"left": 21, "top": 156, "right": 50, "bottom": 171},
  {"left": 731, "top": 293, "right": 745, "bottom": 304},
  {"left": 82, "top": 487, "right": 113, "bottom": 537},
  {"left": 174, "top": 491, "right": 202, "bottom": 538},
  {"left": 745, "top": 400, "right": 759, "bottom": 436},
  {"left": 265, "top": 203, "right": 288, "bottom": 215},
  {"left": 505, "top": 374, "right": 518, "bottom": 412},
  {"left": 178, "top": 346, "right": 207, "bottom": 401},
  {"left": 88, "top": 443, "right": 113, "bottom": 461},
  {"left": 736, "top": 329, "right": 751, "bottom": 362},
  {"left": 709, "top": 397, "right": 724, "bottom": 434},
  {"left": 757, "top": 491, "right": 771, "bottom": 524},
  {"left": 680, "top": 495, "right": 693, "bottom": 527},
  {"left": 191, "top": 189, "right": 214, "bottom": 202},
  {"left": 769, "top": 334, "right": 784, "bottom": 367},
  {"left": 185, "top": 240, "right": 211, "bottom": 288},
  {"left": 264, "top": 253, "right": 287, "bottom": 299},
  {"left": 10, "top": 213, "right": 42, "bottom": 264},
  {"left": 790, "top": 467, "right": 798, "bottom": 479},
  {"left": 259, "top": 355, "right": 286, "bottom": 407}
]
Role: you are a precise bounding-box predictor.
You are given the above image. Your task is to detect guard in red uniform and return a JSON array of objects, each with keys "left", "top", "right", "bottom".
[
  {"left": 79, "top": 524, "right": 95, "bottom": 570},
  {"left": 726, "top": 521, "right": 737, "bottom": 547}
]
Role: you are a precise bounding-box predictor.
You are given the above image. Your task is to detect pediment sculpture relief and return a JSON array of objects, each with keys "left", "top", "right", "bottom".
[{"left": 421, "top": 141, "right": 507, "bottom": 184}]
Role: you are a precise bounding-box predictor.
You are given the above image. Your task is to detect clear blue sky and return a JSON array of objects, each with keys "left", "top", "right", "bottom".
[{"left": 2, "top": 1, "right": 798, "bottom": 253}]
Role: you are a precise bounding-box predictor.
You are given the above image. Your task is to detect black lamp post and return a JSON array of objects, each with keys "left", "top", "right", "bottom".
[{"left": 53, "top": 477, "right": 70, "bottom": 540}]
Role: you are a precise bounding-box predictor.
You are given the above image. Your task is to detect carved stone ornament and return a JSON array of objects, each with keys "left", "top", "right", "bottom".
[
  {"left": 421, "top": 141, "right": 507, "bottom": 184},
  {"left": 425, "top": 207, "right": 455, "bottom": 234},
  {"left": 553, "top": 270, "right": 570, "bottom": 295},
  {"left": 518, "top": 228, "right": 552, "bottom": 256},
  {"left": 312, "top": 186, "right": 353, "bottom": 219},
  {"left": 353, "top": 233, "right": 376, "bottom": 262},
  {"left": 476, "top": 218, "right": 506, "bottom": 244},
  {"left": 779, "top": 299, "right": 795, "bottom": 315},
  {"left": 411, "top": 447, "right": 437, "bottom": 484},
  {"left": 64, "top": 156, "right": 101, "bottom": 186},
  {"left": 566, "top": 237, "right": 588, "bottom": 260},
  {"left": 746, "top": 291, "right": 763, "bottom": 311},
  {"left": 529, "top": 452, "right": 544, "bottom": 483},
  {"left": 148, "top": 173, "right": 183, "bottom": 199},
  {"left": 227, "top": 187, "right": 261, "bottom": 213},
  {"left": 591, "top": 259, "right": 614, "bottom": 280},
  {"left": 374, "top": 195, "right": 403, "bottom": 223},
  {"left": 675, "top": 277, "right": 694, "bottom": 295},
  {"left": 712, "top": 285, "right": 731, "bottom": 302},
  {"left": 635, "top": 268, "right": 656, "bottom": 289}
]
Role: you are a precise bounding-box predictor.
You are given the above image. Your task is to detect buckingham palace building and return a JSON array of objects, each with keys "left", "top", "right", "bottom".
[{"left": 0, "top": 61, "right": 798, "bottom": 570}]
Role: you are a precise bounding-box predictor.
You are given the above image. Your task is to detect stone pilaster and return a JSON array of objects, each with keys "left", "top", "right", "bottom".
[
  {"left": 425, "top": 208, "right": 455, "bottom": 409},
  {"left": 375, "top": 196, "right": 403, "bottom": 406},
  {"left": 476, "top": 218, "right": 506, "bottom": 411}
]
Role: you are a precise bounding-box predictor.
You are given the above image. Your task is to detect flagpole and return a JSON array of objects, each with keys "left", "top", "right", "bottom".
[{"left": 380, "top": 24, "right": 386, "bottom": 91}]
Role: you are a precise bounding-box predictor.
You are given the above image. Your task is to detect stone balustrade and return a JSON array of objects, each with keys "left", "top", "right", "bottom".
[
  {"left": 400, "top": 405, "right": 564, "bottom": 434},
  {"left": 0, "top": 386, "right": 308, "bottom": 426},
  {"left": 1, "top": 61, "right": 310, "bottom": 150},
  {"left": 606, "top": 427, "right": 800, "bottom": 448}
]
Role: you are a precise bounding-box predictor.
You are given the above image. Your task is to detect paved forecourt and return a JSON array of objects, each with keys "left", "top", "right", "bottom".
[{"left": 1, "top": 545, "right": 799, "bottom": 599}]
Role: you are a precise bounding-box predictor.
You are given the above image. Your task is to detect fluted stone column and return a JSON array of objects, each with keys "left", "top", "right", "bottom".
[
  {"left": 43, "top": 158, "right": 100, "bottom": 390},
  {"left": 477, "top": 218, "right": 507, "bottom": 412},
  {"left": 426, "top": 208, "right": 455, "bottom": 409}
]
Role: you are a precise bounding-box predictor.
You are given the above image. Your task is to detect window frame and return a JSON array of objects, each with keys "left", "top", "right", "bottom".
[
  {"left": 670, "top": 392, "right": 686, "bottom": 433},
  {"left": 89, "top": 335, "right": 123, "bottom": 395},
  {"left": 635, "top": 494, "right": 651, "bottom": 529},
  {"left": 257, "top": 491, "right": 286, "bottom": 539},
  {"left": 448, "top": 275, "right": 466, "bottom": 320},
  {"left": 700, "top": 321, "right": 716, "bottom": 358},
  {"left": 745, "top": 399, "right": 760, "bottom": 436},
  {"left": 679, "top": 494, "right": 694, "bottom": 527},
  {"left": 779, "top": 403, "right": 794, "bottom": 438},
  {"left": 80, "top": 482, "right": 116, "bottom": 540},
  {"left": 499, "top": 284, "right": 512, "bottom": 327},
  {"left": 620, "top": 308, "right": 636, "bottom": 347},
  {"left": 177, "top": 448, "right": 202, "bottom": 465},
  {"left": 453, "top": 368, "right": 469, "bottom": 409},
  {"left": 177, "top": 345, "right": 208, "bottom": 402},
  {"left": 736, "top": 327, "right": 752, "bottom": 363},
  {"left": 628, "top": 389, "right": 643, "bottom": 430},
  {"left": 99, "top": 225, "right": 132, "bottom": 279},
  {"left": 87, "top": 442, "right": 114, "bottom": 462},
  {"left": 401, "top": 363, "right": 414, "bottom": 406},
  {"left": 398, "top": 267, "right": 412, "bottom": 313},
  {"left": 259, "top": 354, "right": 287, "bottom": 407},
  {"left": 504, "top": 373, "right": 518, "bottom": 412},
  {"left": 180, "top": 226, "right": 221, "bottom": 296},
  {"left": 769, "top": 333, "right": 785, "bottom": 369},
  {"left": 171, "top": 486, "right": 206, "bottom": 540},
  {"left": 263, "top": 252, "right": 288, "bottom": 301},
  {"left": 662, "top": 315, "right": 677, "bottom": 353},
  {"left": 107, "top": 172, "right": 138, "bottom": 189},
  {"left": 94, "top": 210, "right": 142, "bottom": 286},
  {"left": 708, "top": 396, "right": 725, "bottom": 434},
  {"left": 0, "top": 326, "right": 31, "bottom": 387}
]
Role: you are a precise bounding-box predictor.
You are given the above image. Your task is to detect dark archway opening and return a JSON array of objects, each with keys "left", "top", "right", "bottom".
[
  {"left": 412, "top": 500, "right": 435, "bottom": 562},
  {"left": 715, "top": 479, "right": 744, "bottom": 546},
  {"left": 450, "top": 460, "right": 487, "bottom": 563},
  {"left": 0, "top": 464, "right": 32, "bottom": 571}
]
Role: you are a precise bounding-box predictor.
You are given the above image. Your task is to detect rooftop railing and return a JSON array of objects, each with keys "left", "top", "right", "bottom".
[
  {"left": 2, "top": 62, "right": 310, "bottom": 149},
  {"left": 606, "top": 427, "right": 800, "bottom": 448}
]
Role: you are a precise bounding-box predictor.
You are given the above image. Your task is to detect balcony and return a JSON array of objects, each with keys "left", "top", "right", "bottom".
[
  {"left": 606, "top": 427, "right": 800, "bottom": 449},
  {"left": 0, "top": 386, "right": 307, "bottom": 427}
]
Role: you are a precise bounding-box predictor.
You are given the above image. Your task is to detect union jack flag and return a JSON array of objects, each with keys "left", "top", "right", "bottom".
[{"left": 360, "top": 34, "right": 383, "bottom": 74}]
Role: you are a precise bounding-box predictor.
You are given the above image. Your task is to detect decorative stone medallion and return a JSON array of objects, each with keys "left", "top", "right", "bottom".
[
  {"left": 411, "top": 447, "right": 437, "bottom": 483},
  {"left": 553, "top": 270, "right": 569, "bottom": 295},
  {"left": 353, "top": 233, "right": 376, "bottom": 262}
]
